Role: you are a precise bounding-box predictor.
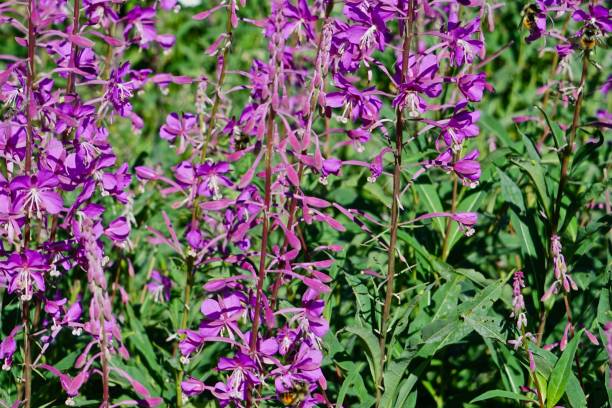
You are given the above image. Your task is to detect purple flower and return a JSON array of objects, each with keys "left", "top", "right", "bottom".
[
  {"left": 105, "top": 62, "right": 135, "bottom": 117},
  {"left": 542, "top": 235, "right": 578, "bottom": 301},
  {"left": 325, "top": 74, "right": 382, "bottom": 123},
  {"left": 510, "top": 271, "right": 527, "bottom": 329},
  {"left": 104, "top": 216, "right": 131, "bottom": 243},
  {"left": 10, "top": 171, "right": 63, "bottom": 217},
  {"left": 215, "top": 352, "right": 260, "bottom": 403},
  {"left": 0, "top": 193, "right": 24, "bottom": 244},
  {"left": 453, "top": 149, "right": 481, "bottom": 187},
  {"left": 1, "top": 250, "right": 49, "bottom": 301},
  {"left": 39, "top": 364, "right": 90, "bottom": 404},
  {"left": 438, "top": 108, "right": 481, "bottom": 152},
  {"left": 182, "top": 376, "right": 207, "bottom": 398},
  {"left": 341, "top": 4, "right": 391, "bottom": 53},
  {"left": 101, "top": 163, "right": 131, "bottom": 203},
  {"left": 443, "top": 18, "right": 484, "bottom": 66},
  {"left": 199, "top": 291, "right": 246, "bottom": 338},
  {"left": 457, "top": 72, "right": 491, "bottom": 102},
  {"left": 573, "top": 5, "right": 611, "bottom": 33},
  {"left": 392, "top": 54, "right": 442, "bottom": 117},
  {"left": 160, "top": 112, "right": 198, "bottom": 154},
  {"left": 280, "top": 0, "right": 317, "bottom": 42},
  {"left": 197, "top": 161, "right": 233, "bottom": 200},
  {"left": 320, "top": 158, "right": 342, "bottom": 184},
  {"left": 271, "top": 343, "right": 324, "bottom": 393},
  {"left": 346, "top": 128, "right": 370, "bottom": 153},
  {"left": 0, "top": 326, "right": 20, "bottom": 370},
  {"left": 146, "top": 270, "right": 173, "bottom": 303}
]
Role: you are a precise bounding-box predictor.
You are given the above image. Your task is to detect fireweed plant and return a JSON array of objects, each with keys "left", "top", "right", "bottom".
[
  {"left": 0, "top": 0, "right": 177, "bottom": 406},
  {"left": 0, "top": 0, "right": 610, "bottom": 408}
]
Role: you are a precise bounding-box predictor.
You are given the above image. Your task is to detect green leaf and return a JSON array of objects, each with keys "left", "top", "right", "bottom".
[
  {"left": 336, "top": 362, "right": 365, "bottom": 407},
  {"left": 565, "top": 373, "right": 587, "bottom": 408},
  {"left": 497, "top": 168, "right": 525, "bottom": 212},
  {"left": 534, "top": 105, "right": 562, "bottom": 151},
  {"left": 394, "top": 377, "right": 418, "bottom": 408},
  {"left": 546, "top": 330, "right": 583, "bottom": 408},
  {"left": 345, "top": 326, "right": 382, "bottom": 385},
  {"left": 414, "top": 183, "right": 445, "bottom": 235},
  {"left": 470, "top": 389, "right": 537, "bottom": 404},
  {"left": 417, "top": 319, "right": 472, "bottom": 358},
  {"left": 381, "top": 357, "right": 413, "bottom": 407},
  {"left": 464, "top": 314, "right": 505, "bottom": 343},
  {"left": 598, "top": 288, "right": 610, "bottom": 325},
  {"left": 458, "top": 275, "right": 511, "bottom": 316},
  {"left": 125, "top": 304, "right": 165, "bottom": 382},
  {"left": 513, "top": 159, "right": 551, "bottom": 218},
  {"left": 481, "top": 112, "right": 512, "bottom": 148}
]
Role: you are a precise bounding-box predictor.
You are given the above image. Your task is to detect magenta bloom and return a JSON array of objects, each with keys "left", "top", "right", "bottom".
[
  {"left": 326, "top": 74, "right": 382, "bottom": 123},
  {"left": 453, "top": 149, "right": 481, "bottom": 187},
  {"left": 393, "top": 54, "right": 442, "bottom": 117},
  {"left": 199, "top": 291, "right": 246, "bottom": 338},
  {"left": 146, "top": 270, "right": 173, "bottom": 303},
  {"left": 0, "top": 326, "right": 20, "bottom": 370},
  {"left": 444, "top": 18, "right": 484, "bottom": 66},
  {"left": 160, "top": 112, "right": 197, "bottom": 153},
  {"left": 104, "top": 216, "right": 131, "bottom": 243},
  {"left": 272, "top": 343, "right": 324, "bottom": 393},
  {"left": 1, "top": 250, "right": 49, "bottom": 301},
  {"left": 182, "top": 376, "right": 207, "bottom": 398},
  {"left": 573, "top": 5, "right": 612, "bottom": 33},
  {"left": 197, "top": 161, "right": 233, "bottom": 200},
  {"left": 10, "top": 170, "right": 63, "bottom": 217},
  {"left": 39, "top": 364, "right": 90, "bottom": 404},
  {"left": 341, "top": 4, "right": 391, "bottom": 53},
  {"left": 213, "top": 352, "right": 260, "bottom": 404},
  {"left": 457, "top": 72, "right": 491, "bottom": 102}
]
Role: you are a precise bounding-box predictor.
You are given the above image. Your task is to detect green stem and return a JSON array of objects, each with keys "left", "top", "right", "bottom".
[
  {"left": 441, "top": 173, "right": 459, "bottom": 262},
  {"left": 521, "top": 327, "right": 545, "bottom": 408},
  {"left": 551, "top": 54, "right": 588, "bottom": 235}
]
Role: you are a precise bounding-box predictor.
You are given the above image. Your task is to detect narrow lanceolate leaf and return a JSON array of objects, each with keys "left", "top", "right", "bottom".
[
  {"left": 380, "top": 357, "right": 413, "bottom": 407},
  {"left": 565, "top": 374, "right": 587, "bottom": 408},
  {"left": 546, "top": 330, "right": 583, "bottom": 408},
  {"left": 512, "top": 159, "right": 552, "bottom": 218},
  {"left": 464, "top": 314, "right": 505, "bottom": 343},
  {"left": 497, "top": 168, "right": 525, "bottom": 212},
  {"left": 345, "top": 326, "right": 382, "bottom": 385},
  {"left": 335, "top": 362, "right": 365, "bottom": 407},
  {"left": 470, "top": 389, "right": 538, "bottom": 404},
  {"left": 414, "top": 183, "right": 446, "bottom": 234},
  {"left": 458, "top": 275, "right": 510, "bottom": 316}
]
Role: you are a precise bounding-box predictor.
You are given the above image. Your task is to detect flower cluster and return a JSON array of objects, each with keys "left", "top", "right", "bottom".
[
  {"left": 135, "top": 0, "right": 503, "bottom": 406},
  {"left": 0, "top": 0, "right": 174, "bottom": 405}
]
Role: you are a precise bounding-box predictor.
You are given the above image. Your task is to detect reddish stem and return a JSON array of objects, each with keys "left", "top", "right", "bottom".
[
  {"left": 21, "top": 1, "right": 36, "bottom": 406},
  {"left": 65, "top": 0, "right": 81, "bottom": 95},
  {"left": 246, "top": 107, "right": 276, "bottom": 406},
  {"left": 375, "top": 0, "right": 414, "bottom": 405}
]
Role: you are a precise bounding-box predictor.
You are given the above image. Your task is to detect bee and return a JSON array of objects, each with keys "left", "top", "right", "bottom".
[
  {"left": 520, "top": 3, "right": 541, "bottom": 32},
  {"left": 279, "top": 383, "right": 309, "bottom": 407},
  {"left": 569, "top": 22, "right": 606, "bottom": 69},
  {"left": 578, "top": 23, "right": 602, "bottom": 51},
  {"left": 0, "top": 103, "right": 16, "bottom": 120},
  {"left": 233, "top": 131, "right": 250, "bottom": 151}
]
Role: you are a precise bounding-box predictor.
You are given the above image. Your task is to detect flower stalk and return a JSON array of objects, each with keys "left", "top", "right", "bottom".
[
  {"left": 376, "top": 0, "right": 415, "bottom": 404},
  {"left": 21, "top": 0, "right": 36, "bottom": 404},
  {"left": 246, "top": 106, "right": 276, "bottom": 407}
]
